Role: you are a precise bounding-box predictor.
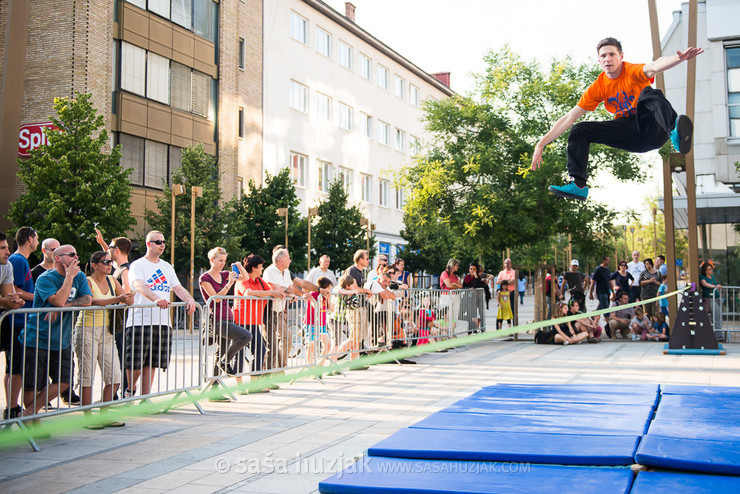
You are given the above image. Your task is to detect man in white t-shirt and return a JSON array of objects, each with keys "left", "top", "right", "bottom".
[
  {"left": 262, "top": 248, "right": 299, "bottom": 370},
  {"left": 364, "top": 271, "right": 396, "bottom": 347},
  {"left": 626, "top": 251, "right": 645, "bottom": 303},
  {"left": 366, "top": 255, "right": 388, "bottom": 284},
  {"left": 125, "top": 230, "right": 195, "bottom": 397},
  {"left": 306, "top": 255, "right": 337, "bottom": 287}
]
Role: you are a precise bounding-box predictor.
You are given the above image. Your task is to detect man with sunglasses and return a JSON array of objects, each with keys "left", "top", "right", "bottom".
[
  {"left": 125, "top": 230, "right": 196, "bottom": 397},
  {"left": 20, "top": 244, "right": 92, "bottom": 418}
]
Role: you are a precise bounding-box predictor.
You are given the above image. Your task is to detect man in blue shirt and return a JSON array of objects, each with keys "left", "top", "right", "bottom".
[{"left": 21, "top": 244, "right": 91, "bottom": 416}]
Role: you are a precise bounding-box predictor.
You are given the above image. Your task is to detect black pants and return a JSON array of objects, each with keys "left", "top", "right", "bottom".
[{"left": 567, "top": 86, "right": 677, "bottom": 185}]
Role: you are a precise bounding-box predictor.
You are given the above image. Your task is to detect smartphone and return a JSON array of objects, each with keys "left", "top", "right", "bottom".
[{"left": 232, "top": 264, "right": 240, "bottom": 275}]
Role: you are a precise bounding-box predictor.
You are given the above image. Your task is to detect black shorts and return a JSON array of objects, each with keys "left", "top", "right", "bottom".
[
  {"left": 0, "top": 317, "right": 25, "bottom": 375},
  {"left": 23, "top": 346, "right": 74, "bottom": 391},
  {"left": 124, "top": 325, "right": 172, "bottom": 370},
  {"left": 534, "top": 328, "right": 557, "bottom": 344}
]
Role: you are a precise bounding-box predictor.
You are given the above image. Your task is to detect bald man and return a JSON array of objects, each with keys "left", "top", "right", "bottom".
[{"left": 31, "top": 237, "right": 60, "bottom": 283}]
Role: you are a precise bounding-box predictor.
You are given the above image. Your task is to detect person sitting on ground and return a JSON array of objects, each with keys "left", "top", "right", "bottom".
[
  {"left": 567, "top": 299, "right": 601, "bottom": 343},
  {"left": 610, "top": 260, "right": 633, "bottom": 300},
  {"left": 648, "top": 312, "right": 669, "bottom": 341},
  {"left": 608, "top": 290, "right": 635, "bottom": 339},
  {"left": 496, "top": 286, "right": 513, "bottom": 329},
  {"left": 546, "top": 301, "right": 589, "bottom": 345},
  {"left": 630, "top": 307, "right": 651, "bottom": 340},
  {"left": 304, "top": 277, "right": 335, "bottom": 363},
  {"left": 73, "top": 251, "right": 132, "bottom": 428}
]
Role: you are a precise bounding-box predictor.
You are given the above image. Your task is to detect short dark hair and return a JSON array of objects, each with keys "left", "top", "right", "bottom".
[
  {"left": 597, "top": 37, "right": 622, "bottom": 54},
  {"left": 243, "top": 254, "right": 265, "bottom": 273},
  {"left": 15, "top": 226, "right": 37, "bottom": 247},
  {"left": 111, "top": 237, "right": 132, "bottom": 256},
  {"left": 603, "top": 255, "right": 610, "bottom": 261},
  {"left": 316, "top": 276, "right": 332, "bottom": 289},
  {"left": 616, "top": 290, "right": 629, "bottom": 300},
  {"left": 657, "top": 255, "right": 665, "bottom": 262},
  {"left": 0, "top": 231, "right": 6, "bottom": 243},
  {"left": 643, "top": 258, "right": 653, "bottom": 267}
]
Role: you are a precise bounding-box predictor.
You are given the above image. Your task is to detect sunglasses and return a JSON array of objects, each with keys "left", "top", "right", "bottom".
[
  {"left": 108, "top": 244, "right": 117, "bottom": 250},
  {"left": 58, "top": 252, "right": 78, "bottom": 258},
  {"left": 97, "top": 259, "right": 113, "bottom": 266},
  {"left": 149, "top": 240, "right": 166, "bottom": 245}
]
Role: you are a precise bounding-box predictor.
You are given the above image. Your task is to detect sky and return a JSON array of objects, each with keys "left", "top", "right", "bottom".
[{"left": 324, "top": 0, "right": 689, "bottom": 220}]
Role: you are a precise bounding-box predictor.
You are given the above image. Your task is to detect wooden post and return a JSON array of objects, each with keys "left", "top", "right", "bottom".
[
  {"left": 189, "top": 186, "right": 203, "bottom": 296},
  {"left": 684, "top": 0, "right": 700, "bottom": 285}
]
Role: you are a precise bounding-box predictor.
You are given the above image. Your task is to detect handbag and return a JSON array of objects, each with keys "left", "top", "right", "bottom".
[{"left": 105, "top": 276, "right": 125, "bottom": 335}]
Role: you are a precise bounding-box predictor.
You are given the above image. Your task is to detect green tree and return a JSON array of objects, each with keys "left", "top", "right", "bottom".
[
  {"left": 8, "top": 92, "right": 134, "bottom": 263},
  {"left": 402, "top": 48, "right": 643, "bottom": 268},
  {"left": 310, "top": 178, "right": 368, "bottom": 272},
  {"left": 145, "top": 145, "right": 238, "bottom": 280},
  {"left": 229, "top": 168, "right": 308, "bottom": 272}
]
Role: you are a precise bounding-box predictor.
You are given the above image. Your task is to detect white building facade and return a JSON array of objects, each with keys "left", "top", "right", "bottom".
[
  {"left": 660, "top": 0, "right": 740, "bottom": 284},
  {"left": 262, "top": 0, "right": 453, "bottom": 261}
]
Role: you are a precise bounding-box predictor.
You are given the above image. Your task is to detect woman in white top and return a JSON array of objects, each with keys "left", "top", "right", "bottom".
[{"left": 73, "top": 251, "right": 133, "bottom": 428}]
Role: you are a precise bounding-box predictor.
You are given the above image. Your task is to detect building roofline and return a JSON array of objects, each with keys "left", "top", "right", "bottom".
[{"left": 302, "top": 0, "right": 455, "bottom": 97}]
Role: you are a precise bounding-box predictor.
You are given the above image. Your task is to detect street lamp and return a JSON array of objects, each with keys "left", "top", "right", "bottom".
[
  {"left": 189, "top": 186, "right": 203, "bottom": 295},
  {"left": 171, "top": 184, "right": 186, "bottom": 266},
  {"left": 276, "top": 208, "right": 289, "bottom": 249},
  {"left": 307, "top": 206, "right": 319, "bottom": 268}
]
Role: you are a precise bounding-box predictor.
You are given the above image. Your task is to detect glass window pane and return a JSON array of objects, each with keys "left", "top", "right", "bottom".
[
  {"left": 145, "top": 140, "right": 168, "bottom": 188},
  {"left": 126, "top": 0, "right": 146, "bottom": 8},
  {"left": 727, "top": 47, "right": 740, "bottom": 69},
  {"left": 191, "top": 70, "right": 210, "bottom": 117},
  {"left": 171, "top": 0, "right": 192, "bottom": 28},
  {"left": 148, "top": 0, "right": 170, "bottom": 19},
  {"left": 728, "top": 68, "right": 740, "bottom": 92},
  {"left": 193, "top": 0, "right": 215, "bottom": 42},
  {"left": 729, "top": 105, "right": 740, "bottom": 119},
  {"left": 170, "top": 62, "right": 191, "bottom": 112},
  {"left": 120, "top": 42, "right": 146, "bottom": 96},
  {"left": 169, "top": 146, "right": 182, "bottom": 182},
  {"left": 147, "top": 51, "right": 170, "bottom": 104},
  {"left": 119, "top": 133, "right": 144, "bottom": 186},
  {"left": 731, "top": 119, "right": 740, "bottom": 137},
  {"left": 316, "top": 27, "right": 331, "bottom": 57}
]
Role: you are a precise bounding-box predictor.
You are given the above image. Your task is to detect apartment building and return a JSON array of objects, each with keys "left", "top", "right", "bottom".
[
  {"left": 263, "top": 1, "right": 454, "bottom": 260},
  {"left": 659, "top": 0, "right": 740, "bottom": 283},
  {"left": 0, "top": 0, "right": 262, "bottom": 236}
]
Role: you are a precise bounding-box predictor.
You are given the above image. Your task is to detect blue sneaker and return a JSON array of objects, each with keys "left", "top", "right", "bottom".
[
  {"left": 670, "top": 115, "right": 693, "bottom": 154},
  {"left": 548, "top": 182, "right": 589, "bottom": 201}
]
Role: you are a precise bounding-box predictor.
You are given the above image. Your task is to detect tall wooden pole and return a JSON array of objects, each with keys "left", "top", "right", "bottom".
[{"left": 684, "top": 0, "right": 700, "bottom": 285}]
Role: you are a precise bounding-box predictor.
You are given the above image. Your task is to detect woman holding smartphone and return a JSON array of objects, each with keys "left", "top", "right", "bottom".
[{"left": 199, "top": 247, "right": 253, "bottom": 377}]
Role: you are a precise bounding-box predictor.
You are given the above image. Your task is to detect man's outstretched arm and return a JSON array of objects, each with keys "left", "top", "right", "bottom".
[
  {"left": 643, "top": 47, "right": 704, "bottom": 79},
  {"left": 531, "top": 105, "right": 588, "bottom": 170}
]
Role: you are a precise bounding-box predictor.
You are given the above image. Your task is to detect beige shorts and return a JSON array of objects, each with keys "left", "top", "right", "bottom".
[{"left": 73, "top": 325, "right": 122, "bottom": 387}]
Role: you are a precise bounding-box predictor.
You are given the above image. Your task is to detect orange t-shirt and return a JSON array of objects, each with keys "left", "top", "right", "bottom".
[
  {"left": 577, "top": 62, "right": 653, "bottom": 119},
  {"left": 233, "top": 277, "right": 268, "bottom": 325}
]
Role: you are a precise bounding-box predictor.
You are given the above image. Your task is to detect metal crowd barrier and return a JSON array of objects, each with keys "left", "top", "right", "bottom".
[
  {"left": 711, "top": 286, "right": 739, "bottom": 343},
  {"left": 0, "top": 302, "right": 204, "bottom": 450}
]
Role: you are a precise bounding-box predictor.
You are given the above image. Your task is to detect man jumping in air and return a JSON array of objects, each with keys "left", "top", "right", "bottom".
[{"left": 531, "top": 37, "right": 703, "bottom": 200}]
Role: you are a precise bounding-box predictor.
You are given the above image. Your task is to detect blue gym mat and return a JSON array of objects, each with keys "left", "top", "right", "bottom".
[
  {"left": 635, "top": 435, "right": 740, "bottom": 475},
  {"left": 660, "top": 385, "right": 740, "bottom": 397},
  {"left": 410, "top": 410, "right": 649, "bottom": 436},
  {"left": 318, "top": 457, "right": 635, "bottom": 494},
  {"left": 659, "top": 394, "right": 740, "bottom": 409},
  {"left": 654, "top": 405, "right": 737, "bottom": 423},
  {"left": 445, "top": 398, "right": 654, "bottom": 421},
  {"left": 486, "top": 383, "right": 659, "bottom": 395},
  {"left": 467, "top": 389, "right": 658, "bottom": 406},
  {"left": 367, "top": 428, "right": 640, "bottom": 465},
  {"left": 647, "top": 419, "right": 740, "bottom": 441},
  {"left": 630, "top": 471, "right": 740, "bottom": 493}
]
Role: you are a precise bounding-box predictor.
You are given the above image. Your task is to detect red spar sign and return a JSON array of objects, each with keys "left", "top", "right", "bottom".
[{"left": 18, "top": 122, "right": 57, "bottom": 157}]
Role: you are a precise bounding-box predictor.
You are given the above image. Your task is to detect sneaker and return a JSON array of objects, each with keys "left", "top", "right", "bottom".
[
  {"left": 548, "top": 182, "right": 589, "bottom": 201},
  {"left": 61, "top": 390, "right": 81, "bottom": 405},
  {"left": 562, "top": 340, "right": 570, "bottom": 346},
  {"left": 587, "top": 337, "right": 600, "bottom": 344},
  {"left": 2, "top": 406, "right": 22, "bottom": 420},
  {"left": 670, "top": 115, "right": 693, "bottom": 154},
  {"left": 123, "top": 388, "right": 135, "bottom": 399}
]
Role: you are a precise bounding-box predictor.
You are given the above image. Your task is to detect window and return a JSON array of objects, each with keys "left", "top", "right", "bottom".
[
  {"left": 317, "top": 161, "right": 333, "bottom": 192},
  {"left": 290, "top": 80, "right": 308, "bottom": 113},
  {"left": 170, "top": 61, "right": 191, "bottom": 112},
  {"left": 377, "top": 65, "right": 389, "bottom": 90},
  {"left": 339, "top": 103, "right": 353, "bottom": 130},
  {"left": 193, "top": 0, "right": 217, "bottom": 42},
  {"left": 359, "top": 53, "right": 372, "bottom": 81},
  {"left": 316, "top": 27, "right": 331, "bottom": 57},
  {"left": 316, "top": 93, "right": 331, "bottom": 121},
  {"left": 338, "top": 40, "right": 352, "bottom": 69},
  {"left": 148, "top": 0, "right": 170, "bottom": 19},
  {"left": 379, "top": 179, "right": 390, "bottom": 207},
  {"left": 147, "top": 51, "right": 170, "bottom": 104},
  {"left": 395, "top": 187, "right": 405, "bottom": 210},
  {"left": 191, "top": 71, "right": 210, "bottom": 117},
  {"left": 395, "top": 128, "right": 405, "bottom": 152},
  {"left": 237, "top": 176, "right": 244, "bottom": 200},
  {"left": 145, "top": 140, "right": 169, "bottom": 188},
  {"left": 126, "top": 0, "right": 146, "bottom": 8},
  {"left": 728, "top": 47, "right": 740, "bottom": 137},
  {"left": 377, "top": 121, "right": 390, "bottom": 146},
  {"left": 171, "top": 0, "right": 193, "bottom": 29},
  {"left": 409, "top": 135, "right": 421, "bottom": 155},
  {"left": 121, "top": 42, "right": 146, "bottom": 96},
  {"left": 394, "top": 75, "right": 405, "bottom": 98},
  {"left": 238, "top": 37, "right": 245, "bottom": 69},
  {"left": 120, "top": 133, "right": 145, "bottom": 186},
  {"left": 339, "top": 166, "right": 353, "bottom": 194},
  {"left": 238, "top": 107, "right": 244, "bottom": 138},
  {"left": 290, "top": 152, "right": 307, "bottom": 187},
  {"left": 361, "top": 174, "right": 372, "bottom": 202},
  {"left": 169, "top": 145, "right": 182, "bottom": 179},
  {"left": 410, "top": 84, "right": 420, "bottom": 107},
  {"left": 290, "top": 11, "right": 308, "bottom": 44},
  {"left": 360, "top": 112, "right": 372, "bottom": 138},
  {"left": 119, "top": 133, "right": 181, "bottom": 190}
]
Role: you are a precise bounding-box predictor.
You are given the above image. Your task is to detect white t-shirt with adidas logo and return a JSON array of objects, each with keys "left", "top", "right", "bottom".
[{"left": 126, "top": 257, "right": 181, "bottom": 327}]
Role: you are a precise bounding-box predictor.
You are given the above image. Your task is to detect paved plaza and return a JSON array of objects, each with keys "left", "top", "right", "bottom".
[{"left": 1, "top": 299, "right": 738, "bottom": 493}]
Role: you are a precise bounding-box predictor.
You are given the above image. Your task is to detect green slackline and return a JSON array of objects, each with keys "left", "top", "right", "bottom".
[{"left": 0, "top": 288, "right": 686, "bottom": 449}]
